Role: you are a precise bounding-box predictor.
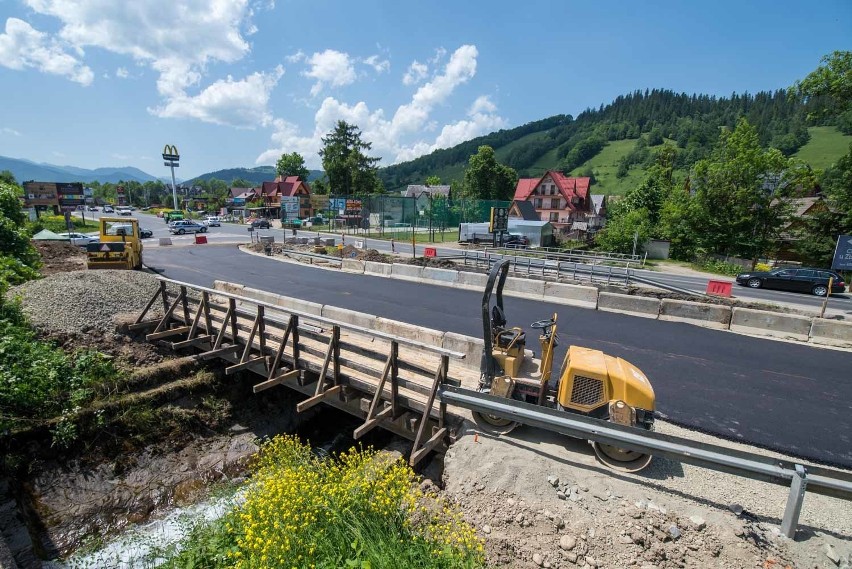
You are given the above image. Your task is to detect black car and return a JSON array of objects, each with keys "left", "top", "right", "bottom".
[
  {"left": 735, "top": 267, "right": 846, "bottom": 296},
  {"left": 504, "top": 234, "right": 530, "bottom": 248},
  {"left": 251, "top": 218, "right": 271, "bottom": 229},
  {"left": 139, "top": 227, "right": 153, "bottom": 238}
]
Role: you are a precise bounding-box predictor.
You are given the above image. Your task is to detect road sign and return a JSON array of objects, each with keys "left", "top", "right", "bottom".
[
  {"left": 280, "top": 196, "right": 299, "bottom": 218},
  {"left": 99, "top": 244, "right": 110, "bottom": 252},
  {"left": 489, "top": 207, "right": 508, "bottom": 232},
  {"left": 831, "top": 235, "right": 852, "bottom": 271}
]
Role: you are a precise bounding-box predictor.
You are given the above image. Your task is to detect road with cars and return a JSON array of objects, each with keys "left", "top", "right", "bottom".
[
  {"left": 141, "top": 243, "right": 852, "bottom": 468},
  {"left": 74, "top": 210, "right": 852, "bottom": 316}
]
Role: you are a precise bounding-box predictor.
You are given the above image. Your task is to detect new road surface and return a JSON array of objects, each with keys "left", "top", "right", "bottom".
[{"left": 143, "top": 243, "right": 852, "bottom": 468}]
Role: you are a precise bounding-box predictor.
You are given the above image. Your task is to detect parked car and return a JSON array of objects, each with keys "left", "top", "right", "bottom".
[
  {"left": 504, "top": 234, "right": 530, "bottom": 248},
  {"left": 57, "top": 232, "right": 99, "bottom": 247},
  {"left": 250, "top": 218, "right": 271, "bottom": 229},
  {"left": 735, "top": 267, "right": 846, "bottom": 296},
  {"left": 117, "top": 209, "right": 132, "bottom": 216},
  {"left": 103, "top": 205, "right": 114, "bottom": 213},
  {"left": 168, "top": 220, "right": 207, "bottom": 235},
  {"left": 87, "top": 206, "right": 98, "bottom": 211},
  {"left": 139, "top": 227, "right": 153, "bottom": 238},
  {"left": 204, "top": 216, "right": 221, "bottom": 227}
]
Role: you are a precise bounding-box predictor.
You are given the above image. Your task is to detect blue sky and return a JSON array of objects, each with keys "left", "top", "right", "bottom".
[{"left": 0, "top": 0, "right": 850, "bottom": 179}]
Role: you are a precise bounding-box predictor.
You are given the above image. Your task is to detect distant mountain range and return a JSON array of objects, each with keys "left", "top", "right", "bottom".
[
  {"left": 0, "top": 155, "right": 163, "bottom": 184},
  {"left": 0, "top": 155, "right": 325, "bottom": 187}
]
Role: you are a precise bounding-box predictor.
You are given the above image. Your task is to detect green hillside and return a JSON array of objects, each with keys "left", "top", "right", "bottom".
[
  {"left": 378, "top": 88, "right": 816, "bottom": 193},
  {"left": 792, "top": 126, "right": 852, "bottom": 170}
]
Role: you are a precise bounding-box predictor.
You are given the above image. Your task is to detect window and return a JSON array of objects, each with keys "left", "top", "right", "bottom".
[
  {"left": 549, "top": 212, "right": 558, "bottom": 222},
  {"left": 796, "top": 270, "right": 816, "bottom": 278},
  {"left": 534, "top": 198, "right": 542, "bottom": 208},
  {"left": 775, "top": 269, "right": 795, "bottom": 277},
  {"left": 550, "top": 198, "right": 560, "bottom": 209}
]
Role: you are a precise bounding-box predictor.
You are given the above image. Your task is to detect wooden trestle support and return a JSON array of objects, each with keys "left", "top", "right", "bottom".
[{"left": 130, "top": 280, "right": 464, "bottom": 467}]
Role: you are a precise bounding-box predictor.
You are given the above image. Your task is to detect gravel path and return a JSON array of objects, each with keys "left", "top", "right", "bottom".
[{"left": 7, "top": 270, "right": 167, "bottom": 334}]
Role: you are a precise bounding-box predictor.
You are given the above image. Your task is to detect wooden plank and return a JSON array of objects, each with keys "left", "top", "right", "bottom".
[
  {"left": 296, "top": 385, "right": 342, "bottom": 413},
  {"left": 128, "top": 320, "right": 160, "bottom": 331},
  {"left": 239, "top": 310, "right": 262, "bottom": 363},
  {"left": 410, "top": 427, "right": 448, "bottom": 466},
  {"left": 152, "top": 291, "right": 184, "bottom": 333},
  {"left": 353, "top": 406, "right": 393, "bottom": 439},
  {"left": 199, "top": 345, "right": 241, "bottom": 359},
  {"left": 146, "top": 326, "right": 191, "bottom": 341},
  {"left": 267, "top": 315, "right": 294, "bottom": 380},
  {"left": 171, "top": 335, "right": 213, "bottom": 349},
  {"left": 134, "top": 282, "right": 166, "bottom": 324},
  {"left": 411, "top": 355, "right": 447, "bottom": 464},
  {"left": 226, "top": 356, "right": 267, "bottom": 375},
  {"left": 186, "top": 294, "right": 206, "bottom": 339},
  {"left": 253, "top": 369, "right": 300, "bottom": 393}
]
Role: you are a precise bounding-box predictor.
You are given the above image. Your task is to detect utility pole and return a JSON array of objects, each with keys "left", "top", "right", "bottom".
[
  {"left": 162, "top": 144, "right": 180, "bottom": 210},
  {"left": 632, "top": 228, "right": 639, "bottom": 257}
]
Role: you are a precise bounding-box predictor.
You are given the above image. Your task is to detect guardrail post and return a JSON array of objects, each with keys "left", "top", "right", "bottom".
[{"left": 781, "top": 464, "right": 808, "bottom": 538}]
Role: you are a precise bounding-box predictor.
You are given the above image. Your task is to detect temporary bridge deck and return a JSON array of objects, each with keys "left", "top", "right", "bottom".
[{"left": 131, "top": 277, "right": 852, "bottom": 538}]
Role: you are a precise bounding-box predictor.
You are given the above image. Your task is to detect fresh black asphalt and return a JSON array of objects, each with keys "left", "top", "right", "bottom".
[{"left": 145, "top": 244, "right": 852, "bottom": 468}]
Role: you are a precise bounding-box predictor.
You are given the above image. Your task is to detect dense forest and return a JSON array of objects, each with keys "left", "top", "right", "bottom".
[{"left": 378, "top": 88, "right": 834, "bottom": 189}]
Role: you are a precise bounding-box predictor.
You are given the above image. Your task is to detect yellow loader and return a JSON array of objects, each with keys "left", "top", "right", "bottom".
[
  {"left": 475, "top": 259, "right": 656, "bottom": 472},
  {"left": 86, "top": 217, "right": 144, "bottom": 270}
]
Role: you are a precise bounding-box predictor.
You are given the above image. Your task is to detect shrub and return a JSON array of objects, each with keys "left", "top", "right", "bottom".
[
  {"left": 0, "top": 255, "right": 40, "bottom": 295},
  {"left": 161, "top": 436, "right": 484, "bottom": 568},
  {"left": 0, "top": 302, "right": 117, "bottom": 441}
]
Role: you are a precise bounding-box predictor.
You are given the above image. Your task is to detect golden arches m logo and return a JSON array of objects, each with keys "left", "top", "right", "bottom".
[{"left": 162, "top": 144, "right": 180, "bottom": 160}]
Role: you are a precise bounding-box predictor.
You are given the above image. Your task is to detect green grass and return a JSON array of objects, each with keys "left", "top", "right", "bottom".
[{"left": 792, "top": 126, "right": 852, "bottom": 170}]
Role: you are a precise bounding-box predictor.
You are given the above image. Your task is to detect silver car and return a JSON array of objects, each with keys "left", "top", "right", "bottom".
[{"left": 168, "top": 220, "right": 207, "bottom": 235}]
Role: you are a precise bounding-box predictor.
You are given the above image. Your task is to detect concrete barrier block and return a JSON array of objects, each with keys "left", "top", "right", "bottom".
[
  {"left": 374, "top": 317, "right": 444, "bottom": 346},
  {"left": 659, "top": 299, "right": 731, "bottom": 329},
  {"left": 321, "top": 304, "right": 376, "bottom": 329},
  {"left": 213, "top": 280, "right": 245, "bottom": 296},
  {"left": 597, "top": 292, "right": 660, "bottom": 318},
  {"left": 341, "top": 259, "right": 365, "bottom": 274},
  {"left": 456, "top": 271, "right": 488, "bottom": 289},
  {"left": 544, "top": 281, "right": 598, "bottom": 309},
  {"left": 728, "top": 307, "right": 812, "bottom": 341},
  {"left": 323, "top": 238, "right": 336, "bottom": 246},
  {"left": 275, "top": 295, "right": 323, "bottom": 316},
  {"left": 809, "top": 318, "right": 852, "bottom": 348},
  {"left": 502, "top": 277, "right": 545, "bottom": 297},
  {"left": 391, "top": 263, "right": 423, "bottom": 281},
  {"left": 422, "top": 266, "right": 459, "bottom": 284},
  {"left": 442, "top": 332, "right": 484, "bottom": 370},
  {"left": 364, "top": 261, "right": 393, "bottom": 276},
  {"left": 158, "top": 237, "right": 172, "bottom": 246}
]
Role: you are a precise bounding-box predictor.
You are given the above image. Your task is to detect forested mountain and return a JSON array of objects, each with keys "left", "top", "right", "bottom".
[
  {"left": 378, "top": 88, "right": 830, "bottom": 191},
  {"left": 190, "top": 166, "right": 323, "bottom": 185},
  {"left": 0, "top": 155, "right": 159, "bottom": 184}
]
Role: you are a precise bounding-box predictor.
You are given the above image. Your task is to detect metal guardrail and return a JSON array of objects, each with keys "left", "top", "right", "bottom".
[
  {"left": 448, "top": 250, "right": 709, "bottom": 297},
  {"left": 439, "top": 386, "right": 852, "bottom": 538},
  {"left": 483, "top": 245, "right": 645, "bottom": 268}
]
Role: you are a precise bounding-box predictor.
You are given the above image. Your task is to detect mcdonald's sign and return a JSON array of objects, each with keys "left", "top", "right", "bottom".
[{"left": 162, "top": 144, "right": 180, "bottom": 161}]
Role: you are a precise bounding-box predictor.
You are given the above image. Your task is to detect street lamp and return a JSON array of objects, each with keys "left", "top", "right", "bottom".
[{"left": 162, "top": 144, "right": 180, "bottom": 210}]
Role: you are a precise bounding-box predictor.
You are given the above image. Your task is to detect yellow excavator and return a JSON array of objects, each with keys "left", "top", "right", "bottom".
[{"left": 475, "top": 260, "right": 656, "bottom": 471}]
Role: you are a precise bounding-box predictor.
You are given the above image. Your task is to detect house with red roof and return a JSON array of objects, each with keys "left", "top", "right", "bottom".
[
  {"left": 263, "top": 175, "right": 313, "bottom": 219},
  {"left": 512, "top": 171, "right": 592, "bottom": 231}
]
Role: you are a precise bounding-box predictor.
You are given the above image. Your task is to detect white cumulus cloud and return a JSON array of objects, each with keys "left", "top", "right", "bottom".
[
  {"left": 19, "top": 0, "right": 273, "bottom": 126},
  {"left": 402, "top": 60, "right": 427, "bottom": 85},
  {"left": 257, "top": 45, "right": 505, "bottom": 170},
  {"left": 115, "top": 66, "right": 128, "bottom": 78},
  {"left": 152, "top": 66, "right": 284, "bottom": 127},
  {"left": 0, "top": 17, "right": 93, "bottom": 85},
  {"left": 303, "top": 49, "right": 356, "bottom": 96},
  {"left": 363, "top": 54, "right": 390, "bottom": 74}
]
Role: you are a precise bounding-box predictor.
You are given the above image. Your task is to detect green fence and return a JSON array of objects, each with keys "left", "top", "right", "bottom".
[{"left": 321, "top": 195, "right": 510, "bottom": 237}]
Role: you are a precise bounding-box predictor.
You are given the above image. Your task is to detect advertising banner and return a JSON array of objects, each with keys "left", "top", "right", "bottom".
[{"left": 832, "top": 235, "right": 852, "bottom": 271}]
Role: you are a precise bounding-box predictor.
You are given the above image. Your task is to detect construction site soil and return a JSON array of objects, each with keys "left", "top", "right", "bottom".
[{"left": 0, "top": 243, "right": 849, "bottom": 567}]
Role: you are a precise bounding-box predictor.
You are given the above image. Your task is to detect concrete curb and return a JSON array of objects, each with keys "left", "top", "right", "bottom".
[
  {"left": 233, "top": 247, "right": 851, "bottom": 350},
  {"left": 659, "top": 299, "right": 732, "bottom": 330}
]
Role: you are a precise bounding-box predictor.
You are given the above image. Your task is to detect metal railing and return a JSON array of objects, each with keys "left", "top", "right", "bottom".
[
  {"left": 483, "top": 245, "right": 645, "bottom": 268},
  {"left": 439, "top": 386, "right": 852, "bottom": 538}
]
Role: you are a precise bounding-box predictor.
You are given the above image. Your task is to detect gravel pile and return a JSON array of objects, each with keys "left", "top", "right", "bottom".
[{"left": 8, "top": 270, "right": 168, "bottom": 334}]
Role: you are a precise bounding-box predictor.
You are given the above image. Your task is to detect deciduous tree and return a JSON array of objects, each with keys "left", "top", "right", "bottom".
[
  {"left": 462, "top": 145, "right": 518, "bottom": 201},
  {"left": 276, "top": 152, "right": 311, "bottom": 181}
]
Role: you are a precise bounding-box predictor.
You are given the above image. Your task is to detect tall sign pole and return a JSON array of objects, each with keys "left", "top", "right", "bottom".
[{"left": 162, "top": 144, "right": 180, "bottom": 210}]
